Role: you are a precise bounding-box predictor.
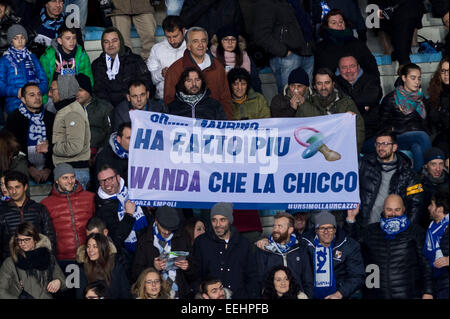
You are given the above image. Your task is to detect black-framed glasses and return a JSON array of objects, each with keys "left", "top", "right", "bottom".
[
  {"left": 145, "top": 279, "right": 161, "bottom": 285},
  {"left": 16, "top": 237, "right": 32, "bottom": 244},
  {"left": 98, "top": 175, "right": 117, "bottom": 185},
  {"left": 317, "top": 226, "right": 335, "bottom": 233}
]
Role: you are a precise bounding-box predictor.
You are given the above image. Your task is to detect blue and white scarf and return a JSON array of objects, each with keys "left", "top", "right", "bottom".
[
  {"left": 37, "top": 7, "right": 65, "bottom": 40},
  {"left": 380, "top": 215, "right": 410, "bottom": 239},
  {"left": 265, "top": 233, "right": 297, "bottom": 254},
  {"left": 97, "top": 177, "right": 148, "bottom": 252},
  {"left": 18, "top": 103, "right": 46, "bottom": 169},
  {"left": 313, "top": 235, "right": 336, "bottom": 299},
  {"left": 423, "top": 214, "right": 449, "bottom": 275},
  {"left": 6, "top": 46, "right": 39, "bottom": 83},
  {"left": 320, "top": 1, "right": 331, "bottom": 21},
  {"left": 152, "top": 222, "right": 179, "bottom": 298},
  {"left": 111, "top": 132, "right": 128, "bottom": 159}
]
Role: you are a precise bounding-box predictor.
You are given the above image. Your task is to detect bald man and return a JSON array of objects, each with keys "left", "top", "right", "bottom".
[{"left": 345, "top": 195, "right": 433, "bottom": 299}]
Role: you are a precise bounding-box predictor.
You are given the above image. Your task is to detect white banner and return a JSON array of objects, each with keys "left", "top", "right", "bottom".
[{"left": 128, "top": 111, "right": 360, "bottom": 210}]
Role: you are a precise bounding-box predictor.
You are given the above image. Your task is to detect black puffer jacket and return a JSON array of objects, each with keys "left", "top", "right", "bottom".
[
  {"left": 336, "top": 72, "right": 383, "bottom": 140},
  {"left": 346, "top": 221, "right": 433, "bottom": 299},
  {"left": 193, "top": 225, "right": 259, "bottom": 299},
  {"left": 379, "top": 90, "right": 431, "bottom": 135},
  {"left": 252, "top": 0, "right": 313, "bottom": 58},
  {"left": 358, "top": 151, "right": 424, "bottom": 227},
  {"left": 92, "top": 46, "right": 153, "bottom": 107},
  {"left": 0, "top": 198, "right": 57, "bottom": 262},
  {"left": 302, "top": 228, "right": 365, "bottom": 298},
  {"left": 131, "top": 226, "right": 198, "bottom": 299}
]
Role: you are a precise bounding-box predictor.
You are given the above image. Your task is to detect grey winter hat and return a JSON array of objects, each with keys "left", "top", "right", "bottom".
[
  {"left": 53, "top": 163, "right": 75, "bottom": 181},
  {"left": 314, "top": 211, "right": 337, "bottom": 229},
  {"left": 56, "top": 74, "right": 80, "bottom": 101},
  {"left": 156, "top": 206, "right": 181, "bottom": 231},
  {"left": 210, "top": 202, "right": 234, "bottom": 224},
  {"left": 7, "top": 24, "right": 28, "bottom": 45}
]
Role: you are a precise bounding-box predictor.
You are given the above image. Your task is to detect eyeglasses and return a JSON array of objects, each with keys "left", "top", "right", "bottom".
[
  {"left": 375, "top": 142, "right": 393, "bottom": 148},
  {"left": 98, "top": 175, "right": 117, "bottom": 185},
  {"left": 16, "top": 238, "right": 32, "bottom": 244},
  {"left": 440, "top": 69, "right": 449, "bottom": 74},
  {"left": 222, "top": 37, "right": 237, "bottom": 43},
  {"left": 317, "top": 226, "right": 335, "bottom": 233},
  {"left": 145, "top": 279, "right": 161, "bottom": 285}
]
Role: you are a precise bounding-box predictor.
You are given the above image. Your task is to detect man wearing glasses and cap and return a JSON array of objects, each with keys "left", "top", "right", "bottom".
[{"left": 302, "top": 211, "right": 365, "bottom": 299}]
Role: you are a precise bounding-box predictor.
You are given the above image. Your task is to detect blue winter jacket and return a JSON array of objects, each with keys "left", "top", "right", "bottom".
[{"left": 0, "top": 49, "right": 48, "bottom": 114}]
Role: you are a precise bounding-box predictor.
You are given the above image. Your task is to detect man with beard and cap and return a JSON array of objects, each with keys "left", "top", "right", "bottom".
[
  {"left": 48, "top": 73, "right": 91, "bottom": 190},
  {"left": 167, "top": 67, "right": 226, "bottom": 120},
  {"left": 75, "top": 73, "right": 114, "bottom": 166},
  {"left": 357, "top": 130, "right": 424, "bottom": 228},
  {"left": 41, "top": 162, "right": 95, "bottom": 298},
  {"left": 147, "top": 15, "right": 186, "bottom": 104},
  {"left": 5, "top": 83, "right": 54, "bottom": 184},
  {"left": 40, "top": 24, "right": 93, "bottom": 105},
  {"left": 91, "top": 27, "right": 153, "bottom": 108},
  {"left": 419, "top": 147, "right": 449, "bottom": 228},
  {"left": 295, "top": 67, "right": 365, "bottom": 152},
  {"left": 254, "top": 212, "right": 314, "bottom": 298},
  {"left": 132, "top": 205, "right": 197, "bottom": 299},
  {"left": 94, "top": 121, "right": 130, "bottom": 187},
  {"left": 302, "top": 211, "right": 365, "bottom": 299},
  {"left": 346, "top": 195, "right": 433, "bottom": 299},
  {"left": 193, "top": 202, "right": 259, "bottom": 299}
]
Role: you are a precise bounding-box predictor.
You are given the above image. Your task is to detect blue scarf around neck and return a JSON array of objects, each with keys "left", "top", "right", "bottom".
[
  {"left": 6, "top": 46, "right": 39, "bottom": 83},
  {"left": 380, "top": 215, "right": 410, "bottom": 239},
  {"left": 265, "top": 233, "right": 297, "bottom": 254},
  {"left": 113, "top": 136, "right": 129, "bottom": 159},
  {"left": 313, "top": 235, "right": 336, "bottom": 299},
  {"left": 423, "top": 214, "right": 449, "bottom": 276},
  {"left": 18, "top": 103, "right": 46, "bottom": 147}
]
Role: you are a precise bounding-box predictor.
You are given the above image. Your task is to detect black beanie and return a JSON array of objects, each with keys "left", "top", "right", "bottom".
[
  {"left": 76, "top": 73, "right": 92, "bottom": 96},
  {"left": 288, "top": 67, "right": 309, "bottom": 86}
]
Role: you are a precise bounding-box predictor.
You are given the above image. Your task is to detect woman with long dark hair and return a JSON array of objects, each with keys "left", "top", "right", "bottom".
[
  {"left": 261, "top": 265, "right": 308, "bottom": 299},
  {"left": 0, "top": 222, "right": 65, "bottom": 299},
  {"left": 428, "top": 57, "right": 449, "bottom": 156},
  {"left": 378, "top": 63, "right": 432, "bottom": 172},
  {"left": 77, "top": 233, "right": 131, "bottom": 299}
]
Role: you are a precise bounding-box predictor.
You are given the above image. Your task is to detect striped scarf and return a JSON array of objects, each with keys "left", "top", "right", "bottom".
[
  {"left": 152, "top": 222, "right": 179, "bottom": 298},
  {"left": 423, "top": 214, "right": 449, "bottom": 276},
  {"left": 6, "top": 46, "right": 39, "bottom": 83},
  {"left": 313, "top": 235, "right": 336, "bottom": 299},
  {"left": 18, "top": 103, "right": 46, "bottom": 169},
  {"left": 395, "top": 86, "right": 426, "bottom": 119}
]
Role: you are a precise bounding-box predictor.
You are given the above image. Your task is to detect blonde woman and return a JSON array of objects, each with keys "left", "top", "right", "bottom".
[{"left": 131, "top": 267, "right": 172, "bottom": 299}]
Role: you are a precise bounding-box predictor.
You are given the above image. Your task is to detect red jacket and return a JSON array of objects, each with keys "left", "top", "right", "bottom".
[
  {"left": 163, "top": 49, "right": 233, "bottom": 120},
  {"left": 41, "top": 182, "right": 95, "bottom": 261}
]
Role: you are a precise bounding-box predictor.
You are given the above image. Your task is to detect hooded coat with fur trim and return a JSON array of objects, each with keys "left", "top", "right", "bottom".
[{"left": 0, "top": 234, "right": 66, "bottom": 299}]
